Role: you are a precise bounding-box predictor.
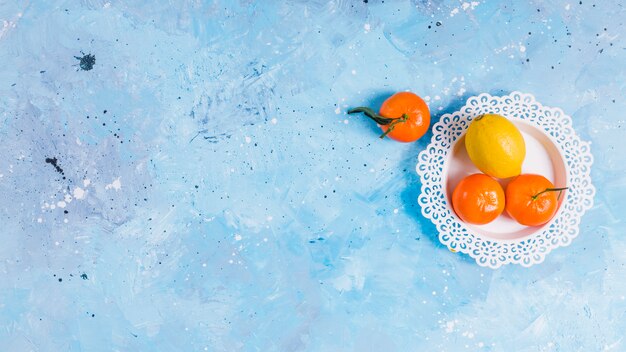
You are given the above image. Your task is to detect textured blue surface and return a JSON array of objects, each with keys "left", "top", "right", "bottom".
[{"left": 1, "top": 0, "right": 625, "bottom": 351}]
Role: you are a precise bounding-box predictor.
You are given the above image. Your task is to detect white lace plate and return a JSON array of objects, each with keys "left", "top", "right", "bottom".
[{"left": 416, "top": 92, "right": 595, "bottom": 268}]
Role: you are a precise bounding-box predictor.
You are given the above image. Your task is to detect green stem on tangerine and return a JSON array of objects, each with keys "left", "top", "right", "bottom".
[
  {"left": 347, "top": 107, "right": 409, "bottom": 139},
  {"left": 531, "top": 187, "right": 569, "bottom": 201},
  {"left": 379, "top": 114, "right": 408, "bottom": 139}
]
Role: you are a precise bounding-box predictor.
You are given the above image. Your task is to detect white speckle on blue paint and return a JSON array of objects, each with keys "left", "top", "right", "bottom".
[
  {"left": 445, "top": 320, "right": 456, "bottom": 333},
  {"left": 73, "top": 187, "right": 86, "bottom": 199},
  {"left": 105, "top": 177, "right": 122, "bottom": 191}
]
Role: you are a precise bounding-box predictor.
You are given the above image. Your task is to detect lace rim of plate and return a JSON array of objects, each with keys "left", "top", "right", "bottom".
[{"left": 416, "top": 91, "right": 595, "bottom": 268}]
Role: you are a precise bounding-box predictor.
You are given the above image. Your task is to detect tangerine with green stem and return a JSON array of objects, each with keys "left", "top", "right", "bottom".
[
  {"left": 505, "top": 174, "right": 568, "bottom": 227},
  {"left": 348, "top": 92, "right": 430, "bottom": 142}
]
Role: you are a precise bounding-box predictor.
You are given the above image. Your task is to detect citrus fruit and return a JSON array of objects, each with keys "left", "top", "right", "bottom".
[
  {"left": 452, "top": 173, "right": 505, "bottom": 225},
  {"left": 348, "top": 92, "right": 430, "bottom": 142},
  {"left": 505, "top": 174, "right": 567, "bottom": 226},
  {"left": 465, "top": 114, "right": 526, "bottom": 178}
]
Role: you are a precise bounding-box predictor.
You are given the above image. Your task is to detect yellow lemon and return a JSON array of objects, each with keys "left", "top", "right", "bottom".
[{"left": 465, "top": 114, "right": 525, "bottom": 178}]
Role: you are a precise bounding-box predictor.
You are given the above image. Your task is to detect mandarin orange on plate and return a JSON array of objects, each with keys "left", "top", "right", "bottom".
[
  {"left": 452, "top": 173, "right": 505, "bottom": 225},
  {"left": 505, "top": 174, "right": 567, "bottom": 227}
]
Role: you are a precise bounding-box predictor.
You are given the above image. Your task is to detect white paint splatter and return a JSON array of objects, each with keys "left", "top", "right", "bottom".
[
  {"left": 450, "top": 8, "right": 459, "bottom": 17},
  {"left": 105, "top": 177, "right": 122, "bottom": 191},
  {"left": 445, "top": 320, "right": 456, "bottom": 333},
  {"left": 351, "top": 70, "right": 356, "bottom": 75},
  {"left": 393, "top": 208, "right": 399, "bottom": 214},
  {"left": 244, "top": 136, "right": 251, "bottom": 144},
  {"left": 234, "top": 234, "right": 242, "bottom": 241},
  {"left": 270, "top": 118, "right": 278, "bottom": 125},
  {"left": 63, "top": 218, "right": 68, "bottom": 223},
  {"left": 520, "top": 45, "right": 526, "bottom": 52},
  {"left": 0, "top": 12, "right": 22, "bottom": 41},
  {"left": 334, "top": 106, "right": 341, "bottom": 114},
  {"left": 83, "top": 179, "right": 91, "bottom": 187},
  {"left": 37, "top": 218, "right": 42, "bottom": 223},
  {"left": 73, "top": 187, "right": 86, "bottom": 200},
  {"left": 363, "top": 23, "right": 371, "bottom": 32},
  {"left": 565, "top": 3, "right": 571, "bottom": 10},
  {"left": 57, "top": 201, "right": 67, "bottom": 208}
]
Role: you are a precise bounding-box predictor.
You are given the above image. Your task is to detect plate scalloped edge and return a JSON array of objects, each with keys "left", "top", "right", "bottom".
[{"left": 416, "top": 91, "right": 596, "bottom": 269}]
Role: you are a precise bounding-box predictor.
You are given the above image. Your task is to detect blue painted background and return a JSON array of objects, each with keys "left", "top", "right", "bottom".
[{"left": 1, "top": 0, "right": 624, "bottom": 351}]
